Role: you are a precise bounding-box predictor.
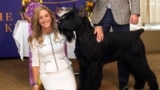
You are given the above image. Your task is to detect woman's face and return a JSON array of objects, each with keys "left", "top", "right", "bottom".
[{"left": 38, "top": 9, "right": 52, "bottom": 29}]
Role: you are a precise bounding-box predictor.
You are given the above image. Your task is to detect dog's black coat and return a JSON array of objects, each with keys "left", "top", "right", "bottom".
[{"left": 58, "top": 10, "right": 159, "bottom": 90}]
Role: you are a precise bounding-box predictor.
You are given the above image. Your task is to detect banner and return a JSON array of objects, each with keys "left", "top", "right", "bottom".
[
  {"left": 0, "top": 0, "right": 22, "bottom": 58},
  {"left": 0, "top": 0, "right": 85, "bottom": 58}
]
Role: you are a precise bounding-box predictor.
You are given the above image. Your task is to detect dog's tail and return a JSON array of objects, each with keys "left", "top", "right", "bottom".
[{"left": 133, "top": 28, "right": 144, "bottom": 36}]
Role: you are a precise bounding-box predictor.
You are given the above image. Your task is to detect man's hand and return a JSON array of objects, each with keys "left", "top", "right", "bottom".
[
  {"left": 129, "top": 14, "right": 139, "bottom": 24},
  {"left": 94, "top": 26, "right": 104, "bottom": 42}
]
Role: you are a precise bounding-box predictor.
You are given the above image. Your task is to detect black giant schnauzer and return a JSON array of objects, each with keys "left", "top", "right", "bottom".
[{"left": 57, "top": 10, "right": 159, "bottom": 90}]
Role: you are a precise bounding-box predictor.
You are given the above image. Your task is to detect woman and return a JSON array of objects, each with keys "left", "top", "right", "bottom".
[{"left": 28, "top": 5, "right": 77, "bottom": 90}]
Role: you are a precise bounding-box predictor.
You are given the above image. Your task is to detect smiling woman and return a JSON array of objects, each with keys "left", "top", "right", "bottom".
[{"left": 28, "top": 5, "right": 77, "bottom": 90}]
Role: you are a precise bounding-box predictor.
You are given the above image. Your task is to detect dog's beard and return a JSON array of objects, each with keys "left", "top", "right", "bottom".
[{"left": 60, "top": 30, "right": 75, "bottom": 42}]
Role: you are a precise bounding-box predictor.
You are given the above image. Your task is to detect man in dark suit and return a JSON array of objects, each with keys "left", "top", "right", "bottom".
[{"left": 91, "top": 0, "right": 140, "bottom": 90}]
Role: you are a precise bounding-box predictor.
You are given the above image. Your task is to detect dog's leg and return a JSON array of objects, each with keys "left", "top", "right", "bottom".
[
  {"left": 78, "top": 58, "right": 101, "bottom": 90},
  {"left": 133, "top": 66, "right": 158, "bottom": 90},
  {"left": 84, "top": 61, "right": 103, "bottom": 90},
  {"left": 125, "top": 55, "right": 159, "bottom": 90},
  {"left": 133, "top": 75, "right": 145, "bottom": 89},
  {"left": 120, "top": 39, "right": 159, "bottom": 90},
  {"left": 78, "top": 60, "right": 88, "bottom": 90},
  {"left": 147, "top": 71, "right": 159, "bottom": 90},
  {"left": 77, "top": 57, "right": 103, "bottom": 90}
]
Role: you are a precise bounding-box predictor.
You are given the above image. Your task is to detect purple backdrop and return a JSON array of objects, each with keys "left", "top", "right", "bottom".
[{"left": 0, "top": 0, "right": 85, "bottom": 58}]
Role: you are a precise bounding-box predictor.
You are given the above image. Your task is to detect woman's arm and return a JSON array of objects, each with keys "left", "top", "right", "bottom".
[
  {"left": 29, "top": 40, "right": 40, "bottom": 89},
  {"left": 32, "top": 66, "right": 39, "bottom": 90}
]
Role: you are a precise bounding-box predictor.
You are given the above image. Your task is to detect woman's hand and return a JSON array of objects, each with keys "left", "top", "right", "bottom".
[
  {"left": 94, "top": 26, "right": 104, "bottom": 42},
  {"left": 32, "top": 84, "right": 39, "bottom": 90},
  {"left": 32, "top": 86, "right": 39, "bottom": 90}
]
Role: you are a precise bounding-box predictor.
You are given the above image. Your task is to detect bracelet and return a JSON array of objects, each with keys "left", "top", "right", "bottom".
[{"left": 32, "top": 83, "right": 39, "bottom": 87}]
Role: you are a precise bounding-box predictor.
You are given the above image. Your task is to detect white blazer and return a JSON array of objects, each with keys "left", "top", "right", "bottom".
[{"left": 30, "top": 33, "right": 71, "bottom": 73}]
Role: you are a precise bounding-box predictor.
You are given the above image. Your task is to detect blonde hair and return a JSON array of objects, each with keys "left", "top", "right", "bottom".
[{"left": 28, "top": 5, "right": 59, "bottom": 46}]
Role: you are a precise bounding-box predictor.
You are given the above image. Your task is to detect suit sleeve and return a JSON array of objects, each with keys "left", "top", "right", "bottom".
[{"left": 130, "top": 0, "right": 140, "bottom": 15}]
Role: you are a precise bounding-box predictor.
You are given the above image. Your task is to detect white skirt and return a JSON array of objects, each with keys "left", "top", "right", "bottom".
[{"left": 40, "top": 66, "right": 77, "bottom": 90}]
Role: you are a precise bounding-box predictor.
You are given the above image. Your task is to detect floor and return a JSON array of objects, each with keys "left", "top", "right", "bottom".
[{"left": 0, "top": 53, "right": 160, "bottom": 90}]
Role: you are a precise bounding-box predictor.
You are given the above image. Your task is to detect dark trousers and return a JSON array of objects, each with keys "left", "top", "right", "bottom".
[{"left": 100, "top": 9, "right": 130, "bottom": 88}]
